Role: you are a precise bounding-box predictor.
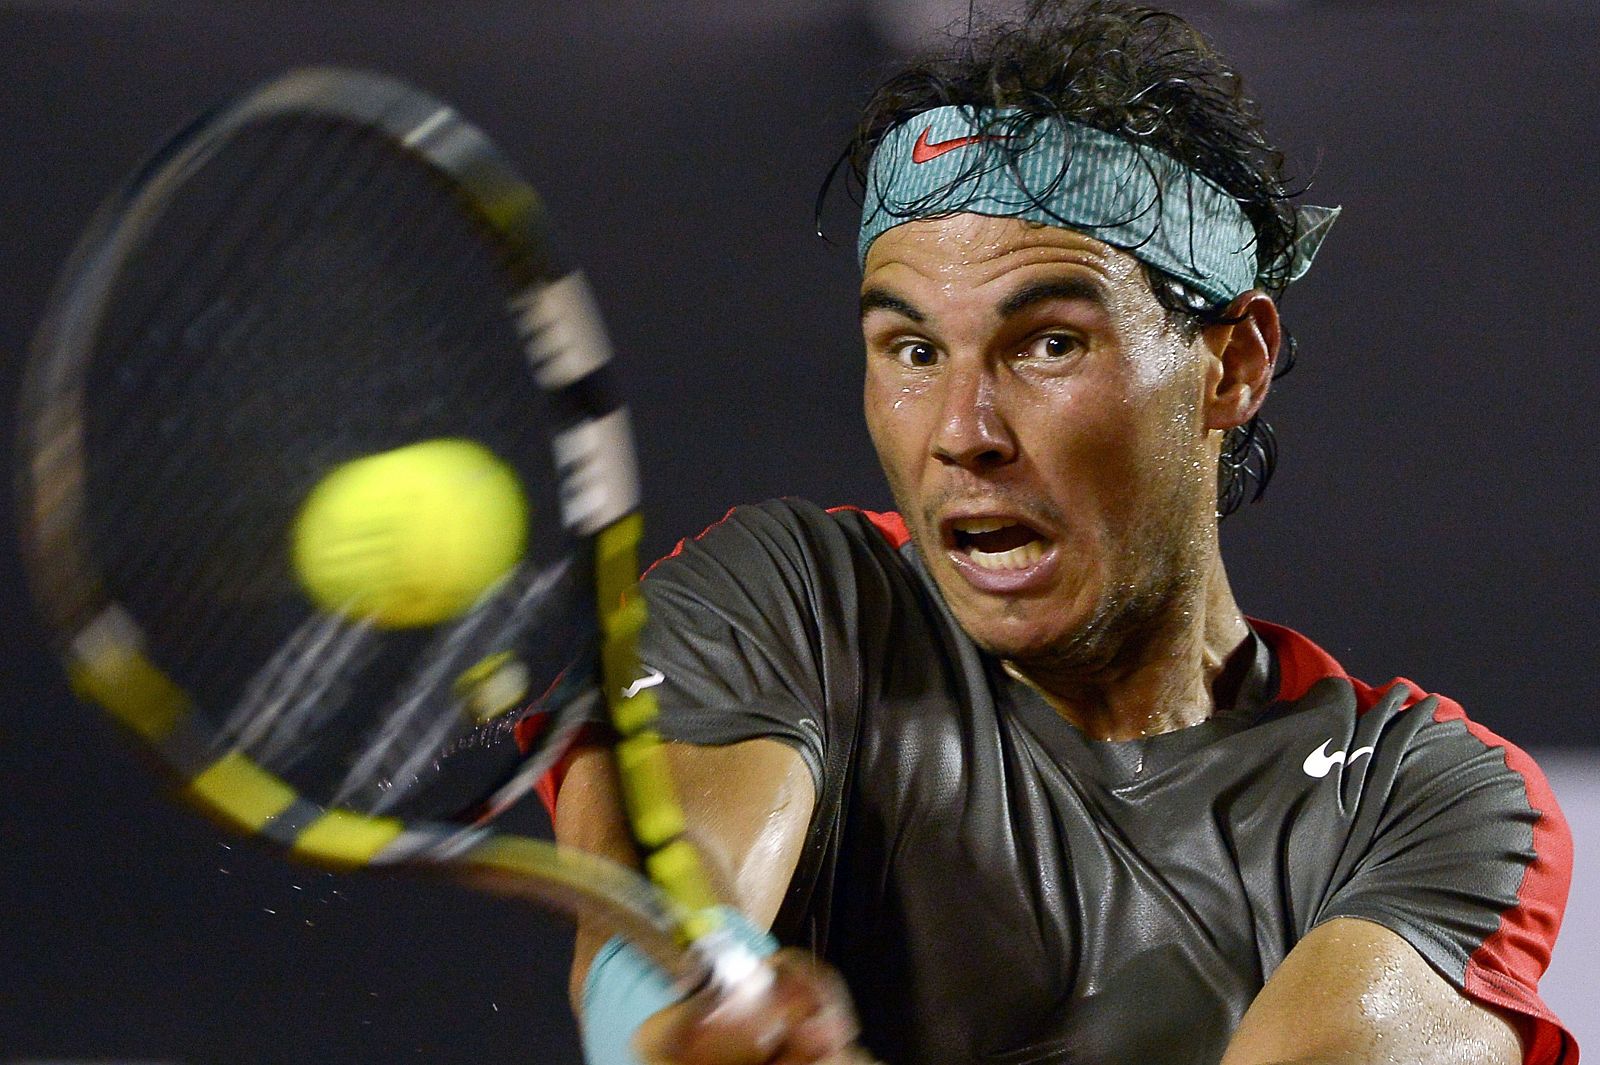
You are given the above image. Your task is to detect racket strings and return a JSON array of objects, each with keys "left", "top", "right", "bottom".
[
  {"left": 93, "top": 119, "right": 374, "bottom": 613},
  {"left": 223, "top": 610, "right": 380, "bottom": 768},
  {"left": 97, "top": 128, "right": 420, "bottom": 741},
  {"left": 330, "top": 555, "right": 579, "bottom": 812},
  {"left": 238, "top": 140, "right": 585, "bottom": 813},
  {"left": 98, "top": 118, "right": 309, "bottom": 375},
  {"left": 78, "top": 114, "right": 584, "bottom": 817},
  {"left": 86, "top": 120, "right": 434, "bottom": 794},
  {"left": 97, "top": 121, "right": 467, "bottom": 636}
]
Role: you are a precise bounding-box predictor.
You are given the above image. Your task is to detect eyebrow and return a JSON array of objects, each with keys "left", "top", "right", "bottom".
[
  {"left": 859, "top": 277, "right": 1107, "bottom": 325},
  {"left": 859, "top": 287, "right": 923, "bottom": 323},
  {"left": 995, "top": 278, "right": 1106, "bottom": 319}
]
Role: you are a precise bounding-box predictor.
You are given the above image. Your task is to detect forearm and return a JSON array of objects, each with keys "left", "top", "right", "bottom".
[
  {"left": 552, "top": 739, "right": 815, "bottom": 1011},
  {"left": 554, "top": 738, "right": 863, "bottom": 1064},
  {"left": 553, "top": 745, "right": 644, "bottom": 1011}
]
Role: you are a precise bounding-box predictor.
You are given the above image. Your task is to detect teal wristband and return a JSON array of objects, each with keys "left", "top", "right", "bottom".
[{"left": 580, "top": 909, "right": 778, "bottom": 1065}]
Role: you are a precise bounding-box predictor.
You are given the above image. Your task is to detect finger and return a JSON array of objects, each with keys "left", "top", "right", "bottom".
[
  {"left": 634, "top": 986, "right": 786, "bottom": 1065},
  {"left": 762, "top": 950, "right": 862, "bottom": 1065},
  {"left": 634, "top": 948, "right": 864, "bottom": 1065}
]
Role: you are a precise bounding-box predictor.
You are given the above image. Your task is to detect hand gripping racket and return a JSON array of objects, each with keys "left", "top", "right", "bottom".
[{"left": 15, "top": 67, "right": 763, "bottom": 999}]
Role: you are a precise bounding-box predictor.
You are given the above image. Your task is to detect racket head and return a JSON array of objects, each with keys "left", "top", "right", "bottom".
[{"left": 15, "top": 67, "right": 704, "bottom": 966}]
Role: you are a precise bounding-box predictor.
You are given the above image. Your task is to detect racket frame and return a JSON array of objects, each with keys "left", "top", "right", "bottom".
[{"left": 17, "top": 67, "right": 738, "bottom": 989}]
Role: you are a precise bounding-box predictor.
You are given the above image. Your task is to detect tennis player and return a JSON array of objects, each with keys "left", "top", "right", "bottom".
[{"left": 553, "top": 3, "right": 1577, "bottom": 1062}]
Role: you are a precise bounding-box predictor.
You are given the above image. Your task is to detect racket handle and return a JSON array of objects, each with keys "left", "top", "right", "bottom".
[{"left": 685, "top": 911, "right": 778, "bottom": 1002}]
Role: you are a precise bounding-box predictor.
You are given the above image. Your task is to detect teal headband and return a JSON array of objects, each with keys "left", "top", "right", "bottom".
[{"left": 858, "top": 106, "right": 1338, "bottom": 304}]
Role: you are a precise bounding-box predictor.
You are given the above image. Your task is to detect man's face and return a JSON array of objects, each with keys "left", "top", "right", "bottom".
[{"left": 861, "top": 213, "right": 1226, "bottom": 667}]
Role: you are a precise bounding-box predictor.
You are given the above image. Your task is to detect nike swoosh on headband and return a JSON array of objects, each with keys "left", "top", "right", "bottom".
[{"left": 911, "top": 126, "right": 1014, "bottom": 164}]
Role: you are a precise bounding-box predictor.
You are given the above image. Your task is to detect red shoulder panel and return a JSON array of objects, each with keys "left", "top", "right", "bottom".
[
  {"left": 641, "top": 504, "right": 743, "bottom": 579},
  {"left": 1432, "top": 697, "right": 1578, "bottom": 1065},
  {"left": 1252, "top": 618, "right": 1349, "bottom": 703},
  {"left": 1252, "top": 619, "right": 1416, "bottom": 715},
  {"left": 826, "top": 505, "right": 911, "bottom": 549}
]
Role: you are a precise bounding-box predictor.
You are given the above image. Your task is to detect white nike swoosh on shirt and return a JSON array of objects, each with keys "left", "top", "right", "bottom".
[
  {"left": 621, "top": 667, "right": 665, "bottom": 699},
  {"left": 1303, "top": 739, "right": 1377, "bottom": 779}
]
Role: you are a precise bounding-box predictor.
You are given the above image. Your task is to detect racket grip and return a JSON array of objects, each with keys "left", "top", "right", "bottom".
[
  {"left": 583, "top": 907, "right": 777, "bottom": 1065},
  {"left": 685, "top": 910, "right": 778, "bottom": 1002}
]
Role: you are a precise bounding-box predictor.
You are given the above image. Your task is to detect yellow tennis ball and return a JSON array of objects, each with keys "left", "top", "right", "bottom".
[{"left": 291, "top": 438, "right": 528, "bottom": 628}]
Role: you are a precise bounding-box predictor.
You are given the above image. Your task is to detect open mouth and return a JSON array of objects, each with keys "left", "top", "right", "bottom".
[{"left": 950, "top": 517, "right": 1048, "bottom": 571}]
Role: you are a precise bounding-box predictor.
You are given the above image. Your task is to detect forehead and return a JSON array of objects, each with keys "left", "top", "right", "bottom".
[
  {"left": 870, "top": 214, "right": 1145, "bottom": 286},
  {"left": 861, "top": 213, "right": 1150, "bottom": 297}
]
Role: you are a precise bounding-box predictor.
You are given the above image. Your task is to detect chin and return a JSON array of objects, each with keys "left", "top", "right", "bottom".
[
  {"left": 945, "top": 592, "right": 1084, "bottom": 662},
  {"left": 950, "top": 565, "right": 1177, "bottom": 677}
]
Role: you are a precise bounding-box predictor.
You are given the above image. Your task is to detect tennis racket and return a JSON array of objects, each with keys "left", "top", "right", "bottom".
[{"left": 15, "top": 67, "right": 763, "bottom": 999}]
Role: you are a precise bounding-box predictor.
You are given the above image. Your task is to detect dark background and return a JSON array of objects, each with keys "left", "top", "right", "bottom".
[{"left": 2, "top": 1, "right": 1595, "bottom": 1061}]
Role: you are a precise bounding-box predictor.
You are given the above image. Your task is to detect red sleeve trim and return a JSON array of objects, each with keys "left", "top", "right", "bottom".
[
  {"left": 533, "top": 727, "right": 607, "bottom": 821},
  {"left": 1428, "top": 696, "right": 1579, "bottom": 1065},
  {"left": 516, "top": 665, "right": 613, "bottom": 820},
  {"left": 641, "top": 504, "right": 743, "bottom": 579},
  {"left": 544, "top": 503, "right": 908, "bottom": 815},
  {"left": 825, "top": 505, "right": 911, "bottom": 549}
]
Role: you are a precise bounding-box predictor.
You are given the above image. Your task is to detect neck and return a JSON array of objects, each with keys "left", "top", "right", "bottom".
[{"left": 1006, "top": 552, "right": 1252, "bottom": 741}]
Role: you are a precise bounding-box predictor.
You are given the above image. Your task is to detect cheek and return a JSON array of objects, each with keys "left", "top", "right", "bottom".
[
  {"left": 1030, "top": 372, "right": 1202, "bottom": 516},
  {"left": 862, "top": 366, "right": 888, "bottom": 438},
  {"left": 1107, "top": 385, "right": 1215, "bottom": 523},
  {"left": 1114, "top": 336, "right": 1212, "bottom": 458},
  {"left": 863, "top": 367, "right": 923, "bottom": 472}
]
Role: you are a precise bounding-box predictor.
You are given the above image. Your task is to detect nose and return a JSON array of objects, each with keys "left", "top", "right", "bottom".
[{"left": 931, "top": 360, "right": 1017, "bottom": 469}]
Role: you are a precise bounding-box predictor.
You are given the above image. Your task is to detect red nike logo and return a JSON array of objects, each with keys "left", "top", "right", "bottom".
[{"left": 911, "top": 126, "right": 1011, "bottom": 163}]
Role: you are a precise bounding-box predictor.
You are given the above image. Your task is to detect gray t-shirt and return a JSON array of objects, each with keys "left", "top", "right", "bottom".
[{"left": 635, "top": 499, "right": 1575, "bottom": 1065}]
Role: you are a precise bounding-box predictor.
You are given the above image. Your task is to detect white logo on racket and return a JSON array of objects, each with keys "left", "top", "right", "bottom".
[
  {"left": 511, "top": 271, "right": 613, "bottom": 389},
  {"left": 622, "top": 667, "right": 665, "bottom": 700},
  {"left": 553, "top": 409, "right": 640, "bottom": 534},
  {"left": 1303, "top": 739, "right": 1376, "bottom": 779}
]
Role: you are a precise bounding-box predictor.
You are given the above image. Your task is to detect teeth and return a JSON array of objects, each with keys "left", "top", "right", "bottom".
[
  {"left": 953, "top": 518, "right": 1014, "bottom": 534},
  {"left": 969, "top": 540, "right": 1046, "bottom": 570}
]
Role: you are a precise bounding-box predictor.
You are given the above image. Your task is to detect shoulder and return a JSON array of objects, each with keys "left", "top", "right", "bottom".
[
  {"left": 643, "top": 499, "right": 912, "bottom": 592},
  {"left": 1258, "top": 619, "right": 1564, "bottom": 811},
  {"left": 646, "top": 500, "right": 909, "bottom": 568},
  {"left": 1258, "top": 619, "right": 1566, "bottom": 838},
  {"left": 633, "top": 501, "right": 920, "bottom": 796},
  {"left": 1256, "top": 621, "right": 1575, "bottom": 1060}
]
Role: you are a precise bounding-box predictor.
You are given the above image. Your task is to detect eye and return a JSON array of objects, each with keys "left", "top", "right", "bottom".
[
  {"left": 891, "top": 340, "right": 941, "bottom": 368},
  {"left": 1018, "top": 333, "right": 1082, "bottom": 361}
]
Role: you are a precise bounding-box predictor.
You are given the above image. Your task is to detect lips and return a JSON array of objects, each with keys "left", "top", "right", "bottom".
[{"left": 943, "top": 514, "right": 1058, "bottom": 591}]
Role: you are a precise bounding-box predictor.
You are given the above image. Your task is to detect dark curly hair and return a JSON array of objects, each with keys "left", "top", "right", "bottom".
[{"left": 834, "top": 0, "right": 1309, "bottom": 516}]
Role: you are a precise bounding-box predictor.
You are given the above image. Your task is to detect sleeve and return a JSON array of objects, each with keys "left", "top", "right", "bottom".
[
  {"left": 1313, "top": 687, "right": 1577, "bottom": 1064},
  {"left": 634, "top": 500, "right": 874, "bottom": 791}
]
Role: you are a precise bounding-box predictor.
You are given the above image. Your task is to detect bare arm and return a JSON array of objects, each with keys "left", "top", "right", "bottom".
[
  {"left": 552, "top": 737, "right": 816, "bottom": 1011},
  {"left": 1220, "top": 917, "right": 1525, "bottom": 1065}
]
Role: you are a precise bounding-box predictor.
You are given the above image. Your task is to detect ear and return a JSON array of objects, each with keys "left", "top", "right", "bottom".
[{"left": 1201, "top": 290, "right": 1280, "bottom": 431}]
